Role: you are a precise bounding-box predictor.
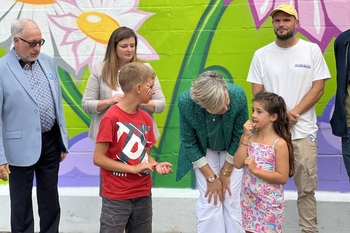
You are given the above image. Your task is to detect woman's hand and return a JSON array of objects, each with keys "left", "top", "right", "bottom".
[
  {"left": 219, "top": 175, "right": 231, "bottom": 198},
  {"left": 110, "top": 93, "right": 124, "bottom": 105},
  {"left": 205, "top": 178, "right": 223, "bottom": 206}
]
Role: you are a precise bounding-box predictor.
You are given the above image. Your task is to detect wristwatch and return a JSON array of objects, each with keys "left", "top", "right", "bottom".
[{"left": 206, "top": 174, "right": 217, "bottom": 183}]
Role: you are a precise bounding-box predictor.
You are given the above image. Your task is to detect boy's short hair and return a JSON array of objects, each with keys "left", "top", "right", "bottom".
[{"left": 119, "top": 62, "right": 156, "bottom": 93}]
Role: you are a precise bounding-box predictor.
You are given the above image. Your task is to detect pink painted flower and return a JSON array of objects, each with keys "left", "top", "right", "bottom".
[{"left": 249, "top": 0, "right": 349, "bottom": 51}]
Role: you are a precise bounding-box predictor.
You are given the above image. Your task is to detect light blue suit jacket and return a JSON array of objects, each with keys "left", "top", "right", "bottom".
[{"left": 0, "top": 49, "right": 68, "bottom": 166}]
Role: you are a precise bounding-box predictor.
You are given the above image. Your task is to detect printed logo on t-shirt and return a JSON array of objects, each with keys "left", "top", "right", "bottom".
[
  {"left": 295, "top": 64, "right": 311, "bottom": 69},
  {"left": 113, "top": 122, "right": 151, "bottom": 176}
]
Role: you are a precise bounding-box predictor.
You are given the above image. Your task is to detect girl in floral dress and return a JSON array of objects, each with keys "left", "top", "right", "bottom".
[{"left": 234, "top": 92, "right": 295, "bottom": 233}]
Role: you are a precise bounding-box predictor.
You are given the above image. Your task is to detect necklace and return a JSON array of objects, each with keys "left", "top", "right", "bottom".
[{"left": 211, "top": 114, "right": 218, "bottom": 122}]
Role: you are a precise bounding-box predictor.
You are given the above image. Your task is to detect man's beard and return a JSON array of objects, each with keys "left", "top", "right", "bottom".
[{"left": 275, "top": 30, "right": 294, "bottom": 41}]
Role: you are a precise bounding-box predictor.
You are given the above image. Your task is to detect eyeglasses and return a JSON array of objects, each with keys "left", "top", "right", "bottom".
[{"left": 17, "top": 37, "right": 45, "bottom": 47}]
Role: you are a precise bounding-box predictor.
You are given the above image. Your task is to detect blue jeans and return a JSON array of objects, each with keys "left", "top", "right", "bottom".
[{"left": 341, "top": 128, "right": 350, "bottom": 180}]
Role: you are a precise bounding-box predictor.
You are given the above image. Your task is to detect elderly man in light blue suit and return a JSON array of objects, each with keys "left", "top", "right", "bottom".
[{"left": 0, "top": 19, "right": 68, "bottom": 233}]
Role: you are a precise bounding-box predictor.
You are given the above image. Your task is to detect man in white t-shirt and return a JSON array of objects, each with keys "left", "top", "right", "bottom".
[{"left": 246, "top": 4, "right": 331, "bottom": 233}]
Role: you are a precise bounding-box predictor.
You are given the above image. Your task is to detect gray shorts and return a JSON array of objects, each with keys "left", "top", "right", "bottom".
[{"left": 100, "top": 194, "right": 152, "bottom": 233}]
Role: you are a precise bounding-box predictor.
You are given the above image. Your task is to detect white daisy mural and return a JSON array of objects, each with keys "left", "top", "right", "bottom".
[
  {"left": 0, "top": 0, "right": 63, "bottom": 56},
  {"left": 49, "top": 0, "right": 159, "bottom": 75}
]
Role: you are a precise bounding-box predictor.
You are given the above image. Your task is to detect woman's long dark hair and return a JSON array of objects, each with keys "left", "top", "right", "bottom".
[{"left": 253, "top": 92, "right": 295, "bottom": 177}]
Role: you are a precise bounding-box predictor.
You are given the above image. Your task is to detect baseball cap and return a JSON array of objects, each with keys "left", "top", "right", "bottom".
[{"left": 269, "top": 4, "right": 298, "bottom": 20}]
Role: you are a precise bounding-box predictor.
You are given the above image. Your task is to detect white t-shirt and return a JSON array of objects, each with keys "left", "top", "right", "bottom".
[
  {"left": 247, "top": 39, "right": 331, "bottom": 139},
  {"left": 112, "top": 70, "right": 123, "bottom": 96},
  {"left": 111, "top": 88, "right": 123, "bottom": 97}
]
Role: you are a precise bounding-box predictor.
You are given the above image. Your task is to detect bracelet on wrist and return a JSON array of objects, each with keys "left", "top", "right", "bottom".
[
  {"left": 240, "top": 141, "right": 249, "bottom": 146},
  {"left": 220, "top": 168, "right": 232, "bottom": 177}
]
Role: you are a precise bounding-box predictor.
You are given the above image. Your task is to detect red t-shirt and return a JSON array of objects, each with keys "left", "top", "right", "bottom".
[{"left": 96, "top": 105, "right": 156, "bottom": 200}]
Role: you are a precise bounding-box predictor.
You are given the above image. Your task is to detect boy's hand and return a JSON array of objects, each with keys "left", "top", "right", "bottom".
[
  {"left": 154, "top": 162, "right": 173, "bottom": 175},
  {"left": 133, "top": 162, "right": 153, "bottom": 175}
]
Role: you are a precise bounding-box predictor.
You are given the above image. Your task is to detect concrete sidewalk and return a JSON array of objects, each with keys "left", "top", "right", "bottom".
[{"left": 1, "top": 187, "right": 350, "bottom": 232}]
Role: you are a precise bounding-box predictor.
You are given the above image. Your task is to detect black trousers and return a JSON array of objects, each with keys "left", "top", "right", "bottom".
[{"left": 9, "top": 123, "right": 61, "bottom": 233}]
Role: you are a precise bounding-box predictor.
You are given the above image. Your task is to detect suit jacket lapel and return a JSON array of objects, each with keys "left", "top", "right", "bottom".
[
  {"left": 7, "top": 50, "right": 37, "bottom": 103},
  {"left": 193, "top": 105, "right": 208, "bottom": 149},
  {"left": 222, "top": 105, "right": 235, "bottom": 148}
]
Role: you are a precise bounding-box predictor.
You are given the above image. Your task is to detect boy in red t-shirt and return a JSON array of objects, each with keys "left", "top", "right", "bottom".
[{"left": 93, "top": 62, "right": 173, "bottom": 233}]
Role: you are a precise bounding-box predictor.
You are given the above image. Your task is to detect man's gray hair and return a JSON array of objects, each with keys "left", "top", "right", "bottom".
[{"left": 11, "top": 18, "right": 37, "bottom": 39}]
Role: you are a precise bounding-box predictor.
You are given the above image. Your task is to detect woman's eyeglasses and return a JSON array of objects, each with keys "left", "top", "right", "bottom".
[{"left": 17, "top": 37, "right": 45, "bottom": 47}]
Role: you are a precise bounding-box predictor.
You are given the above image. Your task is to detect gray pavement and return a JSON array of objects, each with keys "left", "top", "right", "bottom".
[{"left": 1, "top": 188, "right": 350, "bottom": 232}]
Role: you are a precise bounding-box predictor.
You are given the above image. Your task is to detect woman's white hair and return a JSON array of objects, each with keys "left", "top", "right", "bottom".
[{"left": 190, "top": 71, "right": 227, "bottom": 114}]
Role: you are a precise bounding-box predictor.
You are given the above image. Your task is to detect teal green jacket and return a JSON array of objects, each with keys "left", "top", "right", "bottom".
[{"left": 176, "top": 83, "right": 248, "bottom": 181}]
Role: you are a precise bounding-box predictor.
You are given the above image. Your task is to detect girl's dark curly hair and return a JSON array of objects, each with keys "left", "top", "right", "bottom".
[{"left": 253, "top": 92, "right": 295, "bottom": 177}]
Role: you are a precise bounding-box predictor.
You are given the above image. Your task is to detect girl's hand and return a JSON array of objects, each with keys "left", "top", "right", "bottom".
[
  {"left": 155, "top": 162, "right": 173, "bottom": 175},
  {"left": 244, "top": 157, "right": 257, "bottom": 174},
  {"left": 243, "top": 120, "right": 256, "bottom": 136}
]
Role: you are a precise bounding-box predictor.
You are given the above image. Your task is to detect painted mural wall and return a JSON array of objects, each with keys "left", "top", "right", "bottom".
[{"left": 0, "top": 0, "right": 350, "bottom": 192}]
